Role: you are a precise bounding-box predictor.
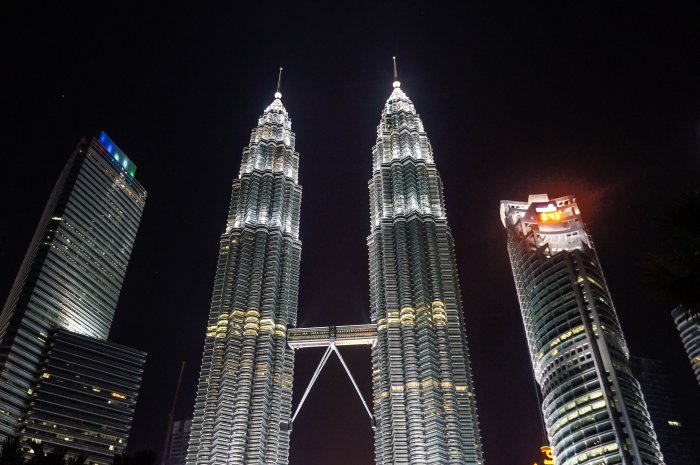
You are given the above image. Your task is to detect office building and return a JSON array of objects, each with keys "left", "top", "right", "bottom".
[
  {"left": 0, "top": 131, "right": 146, "bottom": 453},
  {"left": 500, "top": 194, "right": 663, "bottom": 465},
  {"left": 367, "top": 76, "right": 483, "bottom": 465},
  {"left": 187, "top": 87, "right": 302, "bottom": 465},
  {"left": 22, "top": 329, "right": 146, "bottom": 464}
]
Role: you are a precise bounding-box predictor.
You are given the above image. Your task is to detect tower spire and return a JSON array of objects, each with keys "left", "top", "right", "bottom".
[
  {"left": 275, "top": 67, "right": 283, "bottom": 99},
  {"left": 392, "top": 56, "right": 400, "bottom": 88}
]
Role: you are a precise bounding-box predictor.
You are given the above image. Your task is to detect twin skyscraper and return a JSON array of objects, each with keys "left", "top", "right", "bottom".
[
  {"left": 185, "top": 76, "right": 484, "bottom": 465},
  {"left": 184, "top": 70, "right": 664, "bottom": 465}
]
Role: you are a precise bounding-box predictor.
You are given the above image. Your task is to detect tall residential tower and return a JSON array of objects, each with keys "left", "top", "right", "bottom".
[
  {"left": 500, "top": 194, "right": 663, "bottom": 465},
  {"left": 187, "top": 88, "right": 302, "bottom": 465},
  {"left": 368, "top": 77, "right": 483, "bottom": 465}
]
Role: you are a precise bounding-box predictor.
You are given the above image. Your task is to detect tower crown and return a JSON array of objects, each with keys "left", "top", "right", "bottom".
[
  {"left": 253, "top": 94, "right": 293, "bottom": 146},
  {"left": 385, "top": 56, "right": 414, "bottom": 113},
  {"left": 384, "top": 83, "right": 415, "bottom": 115},
  {"left": 373, "top": 76, "right": 431, "bottom": 171},
  {"left": 260, "top": 66, "right": 288, "bottom": 124},
  {"left": 370, "top": 70, "right": 444, "bottom": 225},
  {"left": 232, "top": 82, "right": 300, "bottom": 237}
]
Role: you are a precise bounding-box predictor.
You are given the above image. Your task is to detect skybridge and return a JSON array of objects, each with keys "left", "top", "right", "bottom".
[
  {"left": 283, "top": 324, "right": 378, "bottom": 431},
  {"left": 287, "top": 324, "right": 377, "bottom": 349}
]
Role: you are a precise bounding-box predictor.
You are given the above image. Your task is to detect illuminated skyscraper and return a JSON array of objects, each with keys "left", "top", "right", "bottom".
[
  {"left": 368, "top": 74, "right": 483, "bottom": 465},
  {"left": 187, "top": 85, "right": 301, "bottom": 465},
  {"left": 500, "top": 194, "right": 664, "bottom": 465},
  {"left": 0, "top": 132, "right": 146, "bottom": 441}
]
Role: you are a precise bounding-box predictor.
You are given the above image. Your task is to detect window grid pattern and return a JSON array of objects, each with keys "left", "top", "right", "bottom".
[
  {"left": 187, "top": 96, "right": 301, "bottom": 465},
  {"left": 368, "top": 85, "right": 483, "bottom": 465}
]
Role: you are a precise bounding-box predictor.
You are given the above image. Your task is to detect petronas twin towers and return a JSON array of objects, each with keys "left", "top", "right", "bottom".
[{"left": 186, "top": 71, "right": 483, "bottom": 465}]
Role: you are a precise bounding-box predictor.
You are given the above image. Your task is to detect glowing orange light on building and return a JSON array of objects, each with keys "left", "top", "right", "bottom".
[
  {"left": 541, "top": 446, "right": 554, "bottom": 465},
  {"left": 538, "top": 211, "right": 561, "bottom": 222},
  {"left": 533, "top": 446, "right": 555, "bottom": 465}
]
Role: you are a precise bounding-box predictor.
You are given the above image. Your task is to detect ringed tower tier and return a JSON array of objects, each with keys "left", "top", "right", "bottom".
[
  {"left": 187, "top": 86, "right": 302, "bottom": 465},
  {"left": 368, "top": 77, "right": 483, "bottom": 465}
]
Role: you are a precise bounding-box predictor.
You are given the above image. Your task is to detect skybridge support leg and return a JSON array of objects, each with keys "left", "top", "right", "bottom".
[
  {"left": 290, "top": 344, "right": 333, "bottom": 424},
  {"left": 330, "top": 344, "right": 373, "bottom": 422},
  {"left": 286, "top": 342, "right": 374, "bottom": 430}
]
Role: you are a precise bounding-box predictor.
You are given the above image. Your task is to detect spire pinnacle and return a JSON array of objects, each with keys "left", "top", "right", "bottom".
[
  {"left": 392, "top": 56, "right": 400, "bottom": 88},
  {"left": 275, "top": 67, "right": 283, "bottom": 99}
]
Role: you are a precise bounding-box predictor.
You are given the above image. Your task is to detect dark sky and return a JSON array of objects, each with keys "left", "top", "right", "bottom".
[{"left": 2, "top": 1, "right": 700, "bottom": 464}]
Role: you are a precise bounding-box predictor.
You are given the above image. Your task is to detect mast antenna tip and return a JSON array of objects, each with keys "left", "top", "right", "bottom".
[
  {"left": 392, "top": 56, "right": 399, "bottom": 85},
  {"left": 276, "top": 67, "right": 284, "bottom": 98}
]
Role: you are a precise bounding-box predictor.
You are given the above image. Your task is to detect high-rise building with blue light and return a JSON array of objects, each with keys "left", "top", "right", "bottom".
[
  {"left": 0, "top": 132, "right": 147, "bottom": 458},
  {"left": 500, "top": 194, "right": 663, "bottom": 465}
]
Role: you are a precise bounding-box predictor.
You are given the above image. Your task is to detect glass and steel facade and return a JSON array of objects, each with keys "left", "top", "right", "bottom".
[
  {"left": 671, "top": 308, "right": 700, "bottom": 387},
  {"left": 187, "top": 92, "right": 301, "bottom": 465},
  {"left": 0, "top": 132, "right": 146, "bottom": 441},
  {"left": 22, "top": 329, "right": 146, "bottom": 464},
  {"left": 500, "top": 194, "right": 663, "bottom": 465},
  {"left": 368, "top": 81, "right": 483, "bottom": 465}
]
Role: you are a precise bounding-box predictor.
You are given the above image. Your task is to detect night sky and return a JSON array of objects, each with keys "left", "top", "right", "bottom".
[{"left": 2, "top": 2, "right": 700, "bottom": 464}]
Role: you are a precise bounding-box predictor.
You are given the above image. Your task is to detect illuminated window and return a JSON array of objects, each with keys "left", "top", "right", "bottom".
[{"left": 668, "top": 420, "right": 682, "bottom": 427}]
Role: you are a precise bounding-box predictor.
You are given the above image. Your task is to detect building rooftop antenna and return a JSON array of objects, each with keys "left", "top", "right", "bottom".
[
  {"left": 392, "top": 56, "right": 400, "bottom": 88},
  {"left": 275, "top": 67, "right": 283, "bottom": 99}
]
